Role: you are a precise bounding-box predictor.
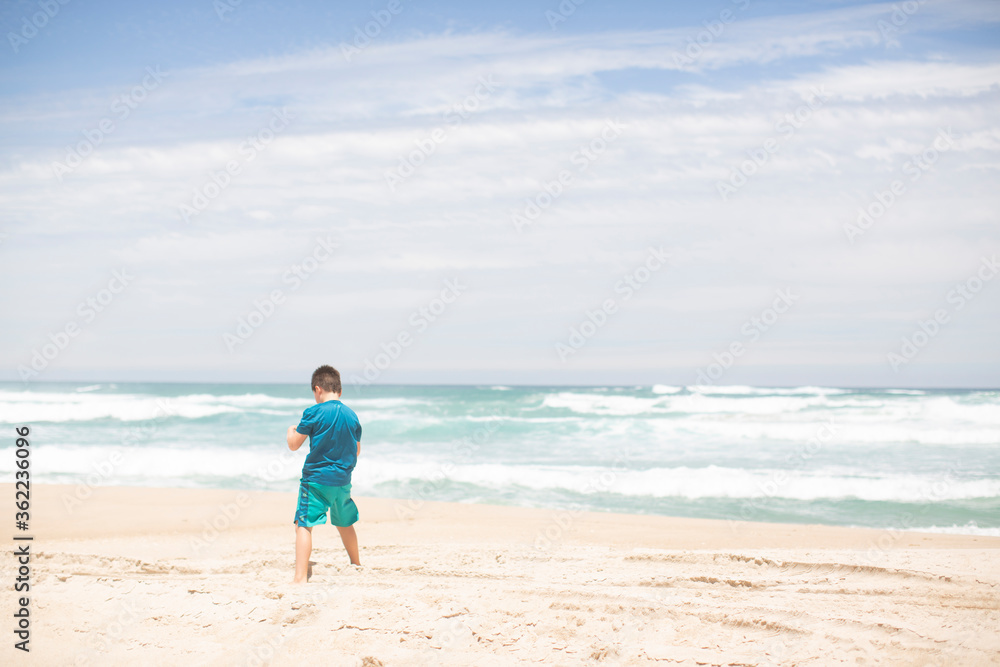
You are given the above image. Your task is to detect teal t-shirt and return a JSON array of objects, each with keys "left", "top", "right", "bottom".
[{"left": 295, "top": 400, "right": 362, "bottom": 486}]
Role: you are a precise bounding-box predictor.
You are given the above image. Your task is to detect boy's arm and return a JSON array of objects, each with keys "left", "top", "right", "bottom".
[
  {"left": 287, "top": 426, "right": 308, "bottom": 451},
  {"left": 357, "top": 440, "right": 361, "bottom": 457}
]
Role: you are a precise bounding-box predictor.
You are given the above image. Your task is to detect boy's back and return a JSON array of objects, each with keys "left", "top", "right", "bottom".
[{"left": 297, "top": 399, "right": 362, "bottom": 486}]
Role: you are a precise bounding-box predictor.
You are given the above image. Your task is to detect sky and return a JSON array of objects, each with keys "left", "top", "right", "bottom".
[{"left": 0, "top": 0, "right": 998, "bottom": 387}]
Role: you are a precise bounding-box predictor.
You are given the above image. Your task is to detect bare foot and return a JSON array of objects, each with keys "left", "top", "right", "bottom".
[{"left": 292, "top": 562, "right": 314, "bottom": 584}]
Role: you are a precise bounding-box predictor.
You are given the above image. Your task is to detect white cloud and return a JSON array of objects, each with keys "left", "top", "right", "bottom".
[{"left": 1, "top": 1, "right": 998, "bottom": 382}]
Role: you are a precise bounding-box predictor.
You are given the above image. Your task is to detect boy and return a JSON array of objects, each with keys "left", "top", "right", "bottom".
[{"left": 286, "top": 365, "right": 362, "bottom": 583}]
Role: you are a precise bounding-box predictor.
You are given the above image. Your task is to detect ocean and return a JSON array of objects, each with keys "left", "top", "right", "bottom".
[{"left": 1, "top": 382, "right": 998, "bottom": 536}]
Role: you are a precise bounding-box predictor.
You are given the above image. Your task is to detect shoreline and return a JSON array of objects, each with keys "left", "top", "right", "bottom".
[
  {"left": 3, "top": 483, "right": 999, "bottom": 665},
  {"left": 15, "top": 482, "right": 1000, "bottom": 548},
  {"left": 16, "top": 482, "right": 1000, "bottom": 548}
]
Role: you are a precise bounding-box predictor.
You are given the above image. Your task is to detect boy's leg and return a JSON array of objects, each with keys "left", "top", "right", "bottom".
[
  {"left": 294, "top": 523, "right": 313, "bottom": 583},
  {"left": 336, "top": 525, "right": 360, "bottom": 566}
]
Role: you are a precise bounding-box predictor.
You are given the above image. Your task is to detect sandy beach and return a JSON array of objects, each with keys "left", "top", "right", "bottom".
[{"left": 2, "top": 483, "right": 998, "bottom": 666}]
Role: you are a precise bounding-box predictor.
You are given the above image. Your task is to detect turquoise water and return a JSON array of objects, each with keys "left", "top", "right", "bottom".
[{"left": 1, "top": 382, "right": 998, "bottom": 535}]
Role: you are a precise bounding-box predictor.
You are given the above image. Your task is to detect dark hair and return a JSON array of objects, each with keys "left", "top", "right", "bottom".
[{"left": 311, "top": 365, "right": 342, "bottom": 394}]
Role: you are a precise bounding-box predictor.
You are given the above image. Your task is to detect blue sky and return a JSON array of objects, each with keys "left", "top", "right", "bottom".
[{"left": 1, "top": 0, "right": 999, "bottom": 386}]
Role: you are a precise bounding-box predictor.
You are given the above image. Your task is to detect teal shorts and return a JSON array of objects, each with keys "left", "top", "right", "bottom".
[{"left": 294, "top": 481, "right": 359, "bottom": 528}]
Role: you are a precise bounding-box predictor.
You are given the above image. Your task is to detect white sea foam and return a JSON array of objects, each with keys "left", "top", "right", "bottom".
[
  {"left": 689, "top": 385, "right": 850, "bottom": 396},
  {"left": 0, "top": 444, "right": 303, "bottom": 482},
  {"left": 644, "top": 419, "right": 1000, "bottom": 446},
  {"left": 0, "top": 390, "right": 306, "bottom": 422},
  {"left": 13, "top": 446, "right": 995, "bottom": 504},
  {"left": 903, "top": 524, "right": 1000, "bottom": 537},
  {"left": 350, "top": 397, "right": 432, "bottom": 409},
  {"left": 175, "top": 393, "right": 305, "bottom": 407},
  {"left": 540, "top": 393, "right": 666, "bottom": 415},
  {"left": 541, "top": 391, "right": 833, "bottom": 416},
  {"left": 532, "top": 390, "right": 1000, "bottom": 446},
  {"left": 351, "top": 461, "right": 1000, "bottom": 503},
  {"left": 668, "top": 394, "right": 833, "bottom": 415},
  {"left": 920, "top": 396, "right": 1000, "bottom": 426},
  {"left": 0, "top": 393, "right": 235, "bottom": 422}
]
